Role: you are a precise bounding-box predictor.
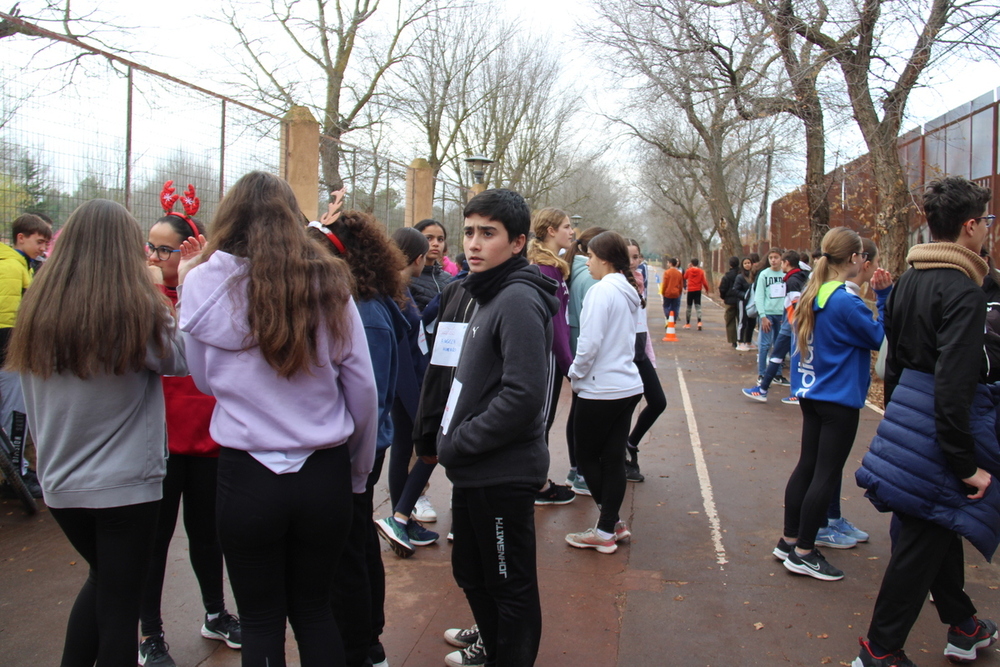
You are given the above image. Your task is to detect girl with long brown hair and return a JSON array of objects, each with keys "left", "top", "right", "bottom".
[
  {"left": 308, "top": 208, "right": 424, "bottom": 667},
  {"left": 8, "top": 198, "right": 187, "bottom": 666},
  {"left": 179, "top": 171, "right": 378, "bottom": 666},
  {"left": 565, "top": 231, "right": 644, "bottom": 555},
  {"left": 527, "top": 207, "right": 576, "bottom": 504}
]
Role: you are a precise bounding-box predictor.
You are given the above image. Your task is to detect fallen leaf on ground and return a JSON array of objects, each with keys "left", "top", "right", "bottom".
[{"left": 753, "top": 622, "right": 764, "bottom": 630}]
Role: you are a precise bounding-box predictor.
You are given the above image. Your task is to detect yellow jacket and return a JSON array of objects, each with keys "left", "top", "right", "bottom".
[{"left": 0, "top": 243, "right": 32, "bottom": 329}]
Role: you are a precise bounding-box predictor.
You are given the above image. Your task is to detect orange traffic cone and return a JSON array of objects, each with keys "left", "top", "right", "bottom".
[{"left": 663, "top": 311, "right": 678, "bottom": 342}]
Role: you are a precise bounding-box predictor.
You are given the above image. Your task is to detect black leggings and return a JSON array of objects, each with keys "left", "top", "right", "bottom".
[
  {"left": 388, "top": 398, "right": 436, "bottom": 517},
  {"left": 50, "top": 501, "right": 160, "bottom": 667},
  {"left": 217, "top": 446, "right": 353, "bottom": 667},
  {"left": 141, "top": 454, "right": 225, "bottom": 637},
  {"left": 628, "top": 340, "right": 666, "bottom": 449},
  {"left": 332, "top": 451, "right": 386, "bottom": 667},
  {"left": 565, "top": 392, "right": 579, "bottom": 469},
  {"left": 574, "top": 394, "right": 642, "bottom": 533},
  {"left": 737, "top": 302, "right": 756, "bottom": 344},
  {"left": 783, "top": 398, "right": 860, "bottom": 550}
]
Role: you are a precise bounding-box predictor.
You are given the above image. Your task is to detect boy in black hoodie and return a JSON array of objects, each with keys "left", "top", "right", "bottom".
[{"left": 437, "top": 189, "right": 558, "bottom": 667}]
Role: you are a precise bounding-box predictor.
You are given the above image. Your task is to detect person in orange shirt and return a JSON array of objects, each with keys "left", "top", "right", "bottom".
[
  {"left": 659, "top": 257, "right": 684, "bottom": 323},
  {"left": 682, "top": 258, "right": 709, "bottom": 329}
]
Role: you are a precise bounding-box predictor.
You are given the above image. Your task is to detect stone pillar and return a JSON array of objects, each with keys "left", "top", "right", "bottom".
[
  {"left": 280, "top": 105, "right": 320, "bottom": 221},
  {"left": 467, "top": 182, "right": 486, "bottom": 202},
  {"left": 405, "top": 158, "right": 434, "bottom": 227}
]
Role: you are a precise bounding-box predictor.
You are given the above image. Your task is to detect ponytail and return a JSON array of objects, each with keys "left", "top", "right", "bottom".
[
  {"left": 795, "top": 227, "right": 862, "bottom": 356},
  {"left": 588, "top": 230, "right": 646, "bottom": 308},
  {"left": 527, "top": 237, "right": 570, "bottom": 279}
]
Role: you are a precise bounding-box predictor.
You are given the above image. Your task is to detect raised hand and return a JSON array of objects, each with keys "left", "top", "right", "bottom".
[
  {"left": 178, "top": 234, "right": 208, "bottom": 285},
  {"left": 320, "top": 187, "right": 347, "bottom": 227}
]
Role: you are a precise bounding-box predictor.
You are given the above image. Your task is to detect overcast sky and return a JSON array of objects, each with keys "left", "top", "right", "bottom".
[{"left": 10, "top": 0, "right": 1000, "bottom": 191}]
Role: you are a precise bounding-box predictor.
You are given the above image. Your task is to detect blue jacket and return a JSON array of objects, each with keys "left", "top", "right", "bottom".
[
  {"left": 357, "top": 296, "right": 407, "bottom": 452},
  {"left": 791, "top": 282, "right": 889, "bottom": 409},
  {"left": 856, "top": 368, "right": 1000, "bottom": 560},
  {"left": 395, "top": 289, "right": 428, "bottom": 422}
]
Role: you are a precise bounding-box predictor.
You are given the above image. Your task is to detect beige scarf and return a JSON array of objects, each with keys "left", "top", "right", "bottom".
[{"left": 906, "top": 242, "right": 988, "bottom": 283}]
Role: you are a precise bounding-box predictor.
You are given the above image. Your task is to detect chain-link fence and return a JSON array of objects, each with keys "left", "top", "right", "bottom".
[{"left": 0, "top": 20, "right": 281, "bottom": 240}]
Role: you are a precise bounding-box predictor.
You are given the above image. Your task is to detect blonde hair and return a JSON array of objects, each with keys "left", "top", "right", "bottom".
[
  {"left": 527, "top": 207, "right": 571, "bottom": 280},
  {"left": 795, "top": 227, "right": 862, "bottom": 356}
]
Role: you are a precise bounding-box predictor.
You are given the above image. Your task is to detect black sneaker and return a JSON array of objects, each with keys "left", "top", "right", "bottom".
[
  {"left": 201, "top": 611, "right": 242, "bottom": 649},
  {"left": 138, "top": 633, "right": 177, "bottom": 667},
  {"left": 772, "top": 375, "right": 790, "bottom": 386},
  {"left": 852, "top": 638, "right": 917, "bottom": 667},
  {"left": 444, "top": 624, "right": 479, "bottom": 648},
  {"left": 21, "top": 469, "right": 43, "bottom": 499},
  {"left": 772, "top": 538, "right": 793, "bottom": 561},
  {"left": 944, "top": 617, "right": 998, "bottom": 662},
  {"left": 369, "top": 641, "right": 388, "bottom": 667},
  {"left": 445, "top": 637, "right": 487, "bottom": 666},
  {"left": 783, "top": 548, "right": 844, "bottom": 581},
  {"left": 625, "top": 460, "right": 645, "bottom": 482},
  {"left": 534, "top": 481, "right": 576, "bottom": 505}
]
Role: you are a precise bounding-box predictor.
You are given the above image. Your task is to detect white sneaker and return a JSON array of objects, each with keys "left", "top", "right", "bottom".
[{"left": 412, "top": 495, "right": 437, "bottom": 523}]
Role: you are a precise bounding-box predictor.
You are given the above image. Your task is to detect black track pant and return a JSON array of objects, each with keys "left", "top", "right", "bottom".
[
  {"left": 868, "top": 512, "right": 976, "bottom": 651},
  {"left": 51, "top": 501, "right": 160, "bottom": 667},
  {"left": 332, "top": 450, "right": 386, "bottom": 667},
  {"left": 782, "top": 398, "right": 859, "bottom": 550},
  {"left": 452, "top": 483, "right": 541, "bottom": 667},
  {"left": 141, "top": 454, "right": 225, "bottom": 637},
  {"left": 574, "top": 394, "right": 642, "bottom": 533},
  {"left": 216, "top": 446, "right": 353, "bottom": 667}
]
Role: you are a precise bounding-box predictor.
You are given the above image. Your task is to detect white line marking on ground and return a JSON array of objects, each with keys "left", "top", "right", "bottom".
[
  {"left": 865, "top": 400, "right": 884, "bottom": 416},
  {"left": 674, "top": 360, "right": 728, "bottom": 567}
]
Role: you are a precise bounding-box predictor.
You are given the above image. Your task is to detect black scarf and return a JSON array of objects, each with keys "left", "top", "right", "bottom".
[{"left": 464, "top": 256, "right": 528, "bottom": 304}]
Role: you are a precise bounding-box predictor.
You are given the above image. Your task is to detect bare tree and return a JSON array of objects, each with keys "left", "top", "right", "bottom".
[
  {"left": 222, "top": 0, "right": 439, "bottom": 191},
  {"left": 455, "top": 36, "right": 582, "bottom": 203},
  {"left": 585, "top": 0, "right": 784, "bottom": 260},
  {"left": 777, "top": 0, "right": 1000, "bottom": 274},
  {"left": 386, "top": 6, "right": 513, "bottom": 180}
]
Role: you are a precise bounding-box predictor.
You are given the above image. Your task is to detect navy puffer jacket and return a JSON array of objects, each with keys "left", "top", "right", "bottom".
[{"left": 856, "top": 368, "right": 1000, "bottom": 560}]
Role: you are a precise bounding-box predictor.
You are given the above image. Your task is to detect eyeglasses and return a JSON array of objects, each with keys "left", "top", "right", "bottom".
[
  {"left": 146, "top": 243, "right": 180, "bottom": 261},
  {"left": 976, "top": 215, "right": 996, "bottom": 228}
]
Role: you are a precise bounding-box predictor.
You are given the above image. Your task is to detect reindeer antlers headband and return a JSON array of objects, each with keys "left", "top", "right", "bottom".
[{"left": 160, "top": 180, "right": 201, "bottom": 239}]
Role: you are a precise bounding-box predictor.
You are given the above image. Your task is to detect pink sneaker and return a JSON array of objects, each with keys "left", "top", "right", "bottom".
[
  {"left": 614, "top": 521, "right": 631, "bottom": 542},
  {"left": 565, "top": 528, "right": 617, "bottom": 554}
]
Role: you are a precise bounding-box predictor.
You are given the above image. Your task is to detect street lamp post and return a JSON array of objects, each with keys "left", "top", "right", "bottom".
[{"left": 464, "top": 154, "right": 493, "bottom": 199}]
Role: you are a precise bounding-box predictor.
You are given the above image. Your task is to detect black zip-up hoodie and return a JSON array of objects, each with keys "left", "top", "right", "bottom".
[{"left": 435, "top": 263, "right": 558, "bottom": 488}]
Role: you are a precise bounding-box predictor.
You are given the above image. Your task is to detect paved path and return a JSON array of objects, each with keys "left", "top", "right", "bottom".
[{"left": 2, "top": 290, "right": 999, "bottom": 666}]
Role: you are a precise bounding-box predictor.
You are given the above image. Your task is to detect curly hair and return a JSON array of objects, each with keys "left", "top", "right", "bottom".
[{"left": 308, "top": 210, "right": 408, "bottom": 309}]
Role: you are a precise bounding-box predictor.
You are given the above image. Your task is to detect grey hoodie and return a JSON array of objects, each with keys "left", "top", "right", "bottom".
[
  {"left": 436, "top": 264, "right": 559, "bottom": 488},
  {"left": 22, "top": 320, "right": 187, "bottom": 509}
]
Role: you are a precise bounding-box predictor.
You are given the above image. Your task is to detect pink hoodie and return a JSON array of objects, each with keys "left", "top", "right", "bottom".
[{"left": 179, "top": 251, "right": 377, "bottom": 492}]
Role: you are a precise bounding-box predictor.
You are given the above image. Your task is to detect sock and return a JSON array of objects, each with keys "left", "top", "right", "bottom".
[
  {"left": 206, "top": 612, "right": 220, "bottom": 622},
  {"left": 596, "top": 528, "right": 614, "bottom": 540},
  {"left": 393, "top": 516, "right": 407, "bottom": 526},
  {"left": 866, "top": 639, "right": 891, "bottom": 657},
  {"left": 955, "top": 617, "right": 978, "bottom": 634}
]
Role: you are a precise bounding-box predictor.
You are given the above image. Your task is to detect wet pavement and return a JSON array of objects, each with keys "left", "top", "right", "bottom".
[{"left": 2, "top": 289, "right": 999, "bottom": 666}]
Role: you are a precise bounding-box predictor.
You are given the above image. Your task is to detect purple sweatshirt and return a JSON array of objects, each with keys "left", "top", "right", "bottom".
[
  {"left": 538, "top": 264, "right": 572, "bottom": 376},
  {"left": 179, "top": 251, "right": 377, "bottom": 493}
]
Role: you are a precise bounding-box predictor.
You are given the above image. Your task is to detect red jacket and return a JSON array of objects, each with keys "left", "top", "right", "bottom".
[
  {"left": 161, "top": 285, "right": 219, "bottom": 457},
  {"left": 684, "top": 266, "right": 708, "bottom": 293}
]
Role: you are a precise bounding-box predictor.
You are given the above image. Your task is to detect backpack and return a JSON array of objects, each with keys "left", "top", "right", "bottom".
[{"left": 743, "top": 281, "right": 757, "bottom": 318}]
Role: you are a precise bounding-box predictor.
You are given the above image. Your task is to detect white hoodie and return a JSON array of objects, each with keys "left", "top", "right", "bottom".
[{"left": 569, "top": 272, "right": 644, "bottom": 400}]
